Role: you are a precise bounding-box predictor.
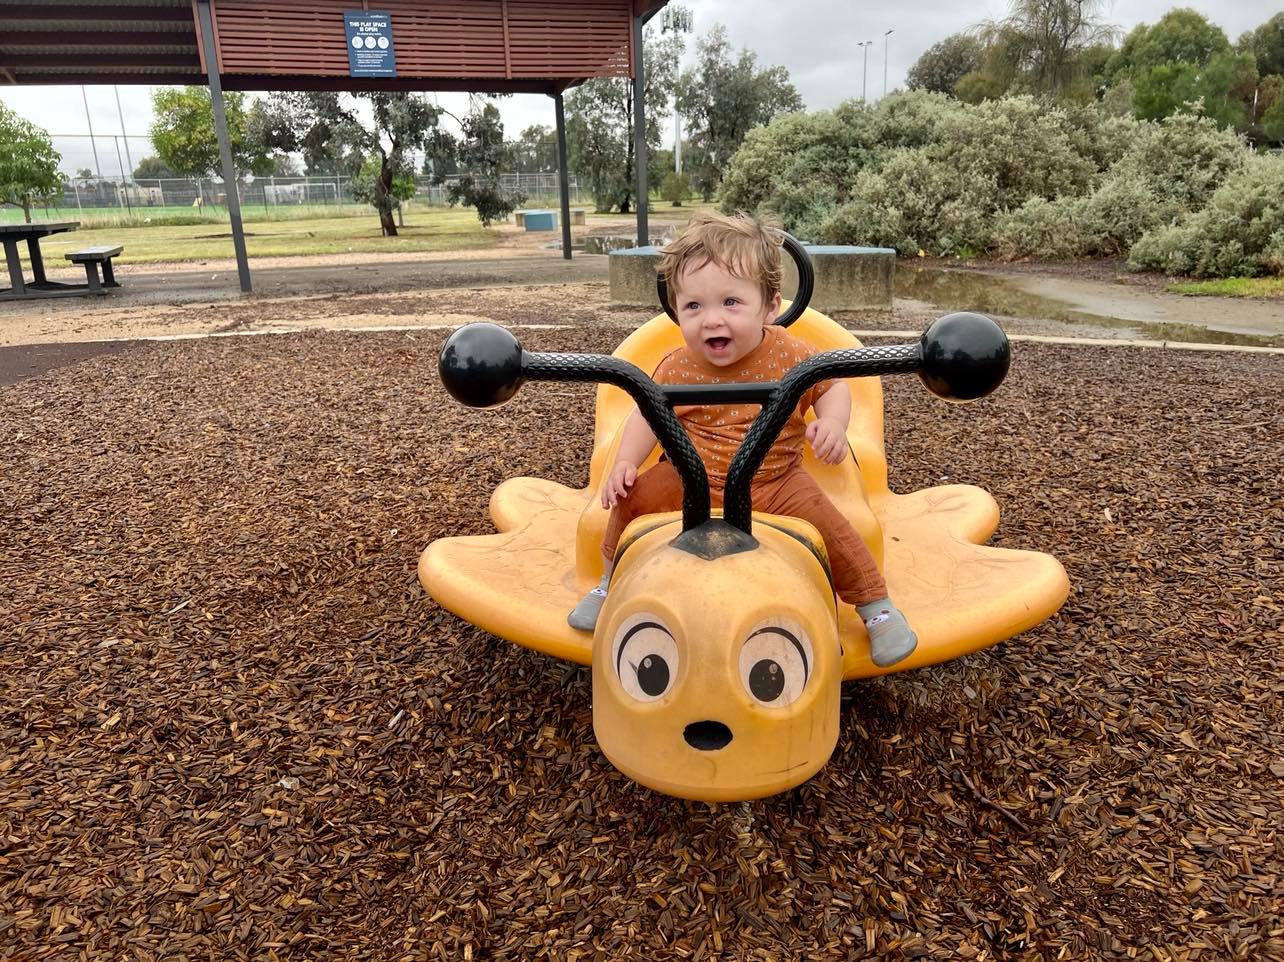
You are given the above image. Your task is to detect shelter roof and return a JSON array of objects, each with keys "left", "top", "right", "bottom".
[{"left": 0, "top": 0, "right": 669, "bottom": 92}]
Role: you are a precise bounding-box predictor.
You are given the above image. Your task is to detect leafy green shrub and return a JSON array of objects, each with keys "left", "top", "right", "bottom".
[
  {"left": 717, "top": 90, "right": 959, "bottom": 234},
  {"left": 1128, "top": 155, "right": 1284, "bottom": 276},
  {"left": 717, "top": 91, "right": 1271, "bottom": 274},
  {"left": 992, "top": 197, "right": 1089, "bottom": 259},
  {"left": 661, "top": 171, "right": 691, "bottom": 206},
  {"left": 844, "top": 97, "right": 1096, "bottom": 255},
  {"left": 1106, "top": 113, "right": 1246, "bottom": 217}
]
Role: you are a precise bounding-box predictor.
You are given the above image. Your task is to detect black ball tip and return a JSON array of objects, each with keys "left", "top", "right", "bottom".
[
  {"left": 919, "top": 312, "right": 1010, "bottom": 402},
  {"left": 439, "top": 323, "right": 524, "bottom": 408}
]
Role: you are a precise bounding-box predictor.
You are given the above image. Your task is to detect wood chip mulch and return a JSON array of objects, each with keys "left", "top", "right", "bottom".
[{"left": 1, "top": 328, "right": 1280, "bottom": 962}]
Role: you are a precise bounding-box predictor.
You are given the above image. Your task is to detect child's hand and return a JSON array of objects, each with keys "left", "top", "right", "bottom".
[
  {"left": 806, "top": 417, "right": 848, "bottom": 465},
  {"left": 602, "top": 461, "right": 639, "bottom": 508}
]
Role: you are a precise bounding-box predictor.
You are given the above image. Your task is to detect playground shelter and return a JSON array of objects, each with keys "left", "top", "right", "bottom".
[{"left": 0, "top": 0, "right": 670, "bottom": 292}]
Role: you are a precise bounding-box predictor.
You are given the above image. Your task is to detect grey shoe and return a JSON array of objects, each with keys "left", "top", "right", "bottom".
[
  {"left": 858, "top": 601, "right": 918, "bottom": 667},
  {"left": 568, "top": 587, "right": 608, "bottom": 632}
]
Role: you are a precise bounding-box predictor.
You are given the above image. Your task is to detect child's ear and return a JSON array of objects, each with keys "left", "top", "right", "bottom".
[{"left": 768, "top": 291, "right": 782, "bottom": 319}]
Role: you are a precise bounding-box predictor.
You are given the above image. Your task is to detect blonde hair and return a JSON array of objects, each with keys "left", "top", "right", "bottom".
[{"left": 658, "top": 212, "right": 783, "bottom": 312}]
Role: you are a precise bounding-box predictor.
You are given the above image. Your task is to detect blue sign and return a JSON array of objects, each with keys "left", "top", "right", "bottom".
[{"left": 344, "top": 11, "right": 396, "bottom": 78}]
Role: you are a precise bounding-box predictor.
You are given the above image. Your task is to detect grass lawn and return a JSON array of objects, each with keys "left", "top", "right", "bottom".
[
  {"left": 1166, "top": 276, "right": 1284, "bottom": 298},
  {"left": 11, "top": 208, "right": 498, "bottom": 266}
]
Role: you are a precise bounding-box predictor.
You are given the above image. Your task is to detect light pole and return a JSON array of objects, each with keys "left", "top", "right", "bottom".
[
  {"left": 883, "top": 29, "right": 894, "bottom": 100},
  {"left": 858, "top": 41, "right": 872, "bottom": 102}
]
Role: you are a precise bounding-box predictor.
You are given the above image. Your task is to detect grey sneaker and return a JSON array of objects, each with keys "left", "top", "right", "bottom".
[
  {"left": 568, "top": 587, "right": 608, "bottom": 632},
  {"left": 858, "top": 602, "right": 918, "bottom": 667}
]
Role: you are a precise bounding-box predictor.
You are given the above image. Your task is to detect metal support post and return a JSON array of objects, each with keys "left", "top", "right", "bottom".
[
  {"left": 631, "top": 13, "right": 649, "bottom": 247},
  {"left": 554, "top": 91, "right": 573, "bottom": 260},
  {"left": 196, "top": 0, "right": 252, "bottom": 293}
]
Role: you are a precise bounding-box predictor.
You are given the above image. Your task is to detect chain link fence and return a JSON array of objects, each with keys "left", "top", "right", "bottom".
[{"left": 14, "top": 133, "right": 589, "bottom": 223}]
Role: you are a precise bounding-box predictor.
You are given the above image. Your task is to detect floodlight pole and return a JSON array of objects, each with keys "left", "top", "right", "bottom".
[
  {"left": 858, "top": 41, "right": 871, "bottom": 102},
  {"left": 632, "top": 12, "right": 649, "bottom": 248},
  {"left": 554, "top": 90, "right": 573, "bottom": 260},
  {"left": 81, "top": 86, "right": 102, "bottom": 178},
  {"left": 114, "top": 86, "right": 134, "bottom": 177},
  {"left": 196, "top": 0, "right": 252, "bottom": 294},
  {"left": 884, "top": 29, "right": 894, "bottom": 100}
]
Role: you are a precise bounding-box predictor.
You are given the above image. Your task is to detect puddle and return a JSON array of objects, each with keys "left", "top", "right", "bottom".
[
  {"left": 194, "top": 231, "right": 267, "bottom": 239},
  {"left": 895, "top": 267, "right": 1284, "bottom": 348},
  {"left": 553, "top": 234, "right": 668, "bottom": 255}
]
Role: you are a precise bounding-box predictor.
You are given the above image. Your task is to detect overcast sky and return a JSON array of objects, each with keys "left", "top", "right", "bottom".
[{"left": 0, "top": 0, "right": 1274, "bottom": 176}]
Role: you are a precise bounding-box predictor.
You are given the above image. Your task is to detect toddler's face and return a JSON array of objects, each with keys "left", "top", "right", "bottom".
[{"left": 672, "top": 259, "right": 781, "bottom": 367}]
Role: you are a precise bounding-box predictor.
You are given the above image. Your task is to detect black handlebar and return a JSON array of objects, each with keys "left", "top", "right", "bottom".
[{"left": 438, "top": 312, "right": 1010, "bottom": 536}]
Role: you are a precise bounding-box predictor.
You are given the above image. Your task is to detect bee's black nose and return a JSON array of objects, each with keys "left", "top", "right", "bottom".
[{"left": 684, "top": 720, "right": 733, "bottom": 751}]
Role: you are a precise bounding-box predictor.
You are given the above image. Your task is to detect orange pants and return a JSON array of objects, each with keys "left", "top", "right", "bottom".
[{"left": 602, "top": 461, "right": 888, "bottom": 606}]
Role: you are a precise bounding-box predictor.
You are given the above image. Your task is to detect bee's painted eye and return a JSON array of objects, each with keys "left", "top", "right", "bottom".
[
  {"left": 739, "top": 621, "right": 813, "bottom": 707},
  {"left": 613, "top": 614, "right": 679, "bottom": 702}
]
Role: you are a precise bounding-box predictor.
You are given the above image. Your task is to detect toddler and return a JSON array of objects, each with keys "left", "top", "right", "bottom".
[{"left": 569, "top": 213, "right": 916, "bottom": 667}]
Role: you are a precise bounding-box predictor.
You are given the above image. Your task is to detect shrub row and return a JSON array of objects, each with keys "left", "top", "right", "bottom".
[{"left": 717, "top": 92, "right": 1284, "bottom": 277}]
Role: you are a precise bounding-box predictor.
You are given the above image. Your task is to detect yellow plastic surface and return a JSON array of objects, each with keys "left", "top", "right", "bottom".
[
  {"left": 420, "top": 306, "right": 1070, "bottom": 681},
  {"left": 592, "top": 513, "right": 842, "bottom": 801}
]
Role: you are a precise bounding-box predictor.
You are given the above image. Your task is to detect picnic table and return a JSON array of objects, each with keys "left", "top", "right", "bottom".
[{"left": 1, "top": 221, "right": 95, "bottom": 301}]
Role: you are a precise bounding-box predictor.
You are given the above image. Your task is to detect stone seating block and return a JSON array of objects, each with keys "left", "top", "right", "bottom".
[
  {"left": 608, "top": 246, "right": 663, "bottom": 307},
  {"left": 523, "top": 211, "right": 557, "bottom": 231},
  {"left": 781, "top": 246, "right": 895, "bottom": 312}
]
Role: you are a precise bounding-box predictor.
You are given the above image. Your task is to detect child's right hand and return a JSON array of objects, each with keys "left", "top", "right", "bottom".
[{"left": 602, "top": 461, "right": 639, "bottom": 508}]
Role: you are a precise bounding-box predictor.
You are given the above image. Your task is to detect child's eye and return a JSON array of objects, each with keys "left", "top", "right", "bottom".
[
  {"left": 724, "top": 298, "right": 739, "bottom": 307},
  {"left": 685, "top": 301, "right": 700, "bottom": 311}
]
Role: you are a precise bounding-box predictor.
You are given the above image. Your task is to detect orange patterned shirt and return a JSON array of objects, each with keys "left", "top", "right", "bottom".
[{"left": 652, "top": 325, "right": 837, "bottom": 488}]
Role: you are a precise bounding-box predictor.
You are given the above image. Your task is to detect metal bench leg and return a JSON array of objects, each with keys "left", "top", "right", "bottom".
[
  {"left": 102, "top": 259, "right": 119, "bottom": 288},
  {"left": 26, "top": 237, "right": 48, "bottom": 285},
  {"left": 84, "top": 261, "right": 102, "bottom": 292},
  {"left": 4, "top": 240, "right": 26, "bottom": 296}
]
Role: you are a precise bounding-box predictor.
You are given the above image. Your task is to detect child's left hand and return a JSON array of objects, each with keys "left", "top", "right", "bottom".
[{"left": 805, "top": 417, "right": 848, "bottom": 465}]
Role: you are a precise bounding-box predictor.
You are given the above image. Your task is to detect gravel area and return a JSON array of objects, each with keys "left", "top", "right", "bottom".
[{"left": 1, "top": 328, "right": 1281, "bottom": 961}]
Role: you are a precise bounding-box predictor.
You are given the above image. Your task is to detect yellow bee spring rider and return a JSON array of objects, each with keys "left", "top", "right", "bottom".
[{"left": 422, "top": 239, "right": 1069, "bottom": 802}]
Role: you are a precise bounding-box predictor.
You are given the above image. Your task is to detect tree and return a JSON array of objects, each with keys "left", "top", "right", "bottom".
[
  {"left": 149, "top": 86, "right": 271, "bottom": 177},
  {"left": 1263, "top": 88, "right": 1284, "bottom": 141},
  {"left": 675, "top": 25, "right": 803, "bottom": 200},
  {"left": 1237, "top": 13, "right": 1284, "bottom": 78},
  {"left": 132, "top": 156, "right": 176, "bottom": 179},
  {"left": 444, "top": 101, "right": 525, "bottom": 226},
  {"left": 76, "top": 167, "right": 93, "bottom": 179},
  {"left": 506, "top": 124, "right": 554, "bottom": 173},
  {"left": 565, "top": 22, "right": 684, "bottom": 212},
  {"left": 907, "top": 34, "right": 985, "bottom": 95},
  {"left": 661, "top": 170, "right": 690, "bottom": 206},
  {"left": 1109, "top": 12, "right": 1257, "bottom": 129},
  {"left": 0, "top": 104, "right": 63, "bottom": 223},
  {"left": 256, "top": 91, "right": 449, "bottom": 236},
  {"left": 973, "top": 0, "right": 1117, "bottom": 99}
]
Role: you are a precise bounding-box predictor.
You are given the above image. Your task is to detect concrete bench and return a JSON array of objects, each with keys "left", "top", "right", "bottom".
[
  {"left": 609, "top": 243, "right": 895, "bottom": 312},
  {"left": 514, "top": 208, "right": 585, "bottom": 228},
  {"left": 64, "top": 245, "right": 123, "bottom": 292},
  {"left": 514, "top": 209, "right": 549, "bottom": 229},
  {"left": 522, "top": 211, "right": 557, "bottom": 231}
]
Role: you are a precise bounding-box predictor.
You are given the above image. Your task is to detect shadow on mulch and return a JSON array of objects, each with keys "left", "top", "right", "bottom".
[{"left": 1, "top": 329, "right": 1280, "bottom": 961}]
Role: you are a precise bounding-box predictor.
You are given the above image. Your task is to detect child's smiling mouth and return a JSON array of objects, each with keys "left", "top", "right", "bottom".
[{"left": 705, "top": 336, "right": 732, "bottom": 354}]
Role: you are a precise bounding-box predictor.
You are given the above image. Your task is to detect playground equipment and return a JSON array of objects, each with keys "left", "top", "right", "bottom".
[{"left": 421, "top": 241, "right": 1069, "bottom": 801}]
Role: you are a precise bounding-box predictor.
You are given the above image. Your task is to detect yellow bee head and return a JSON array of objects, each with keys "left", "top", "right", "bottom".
[{"left": 591, "top": 515, "right": 842, "bottom": 802}]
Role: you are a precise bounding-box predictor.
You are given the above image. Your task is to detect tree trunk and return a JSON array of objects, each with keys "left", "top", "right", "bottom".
[
  {"left": 377, "top": 159, "right": 398, "bottom": 237},
  {"left": 23, "top": 201, "right": 31, "bottom": 224}
]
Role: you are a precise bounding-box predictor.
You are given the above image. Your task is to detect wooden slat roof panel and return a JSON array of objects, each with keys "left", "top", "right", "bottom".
[
  {"left": 209, "top": 0, "right": 634, "bottom": 80},
  {"left": 0, "top": 0, "right": 658, "bottom": 85}
]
